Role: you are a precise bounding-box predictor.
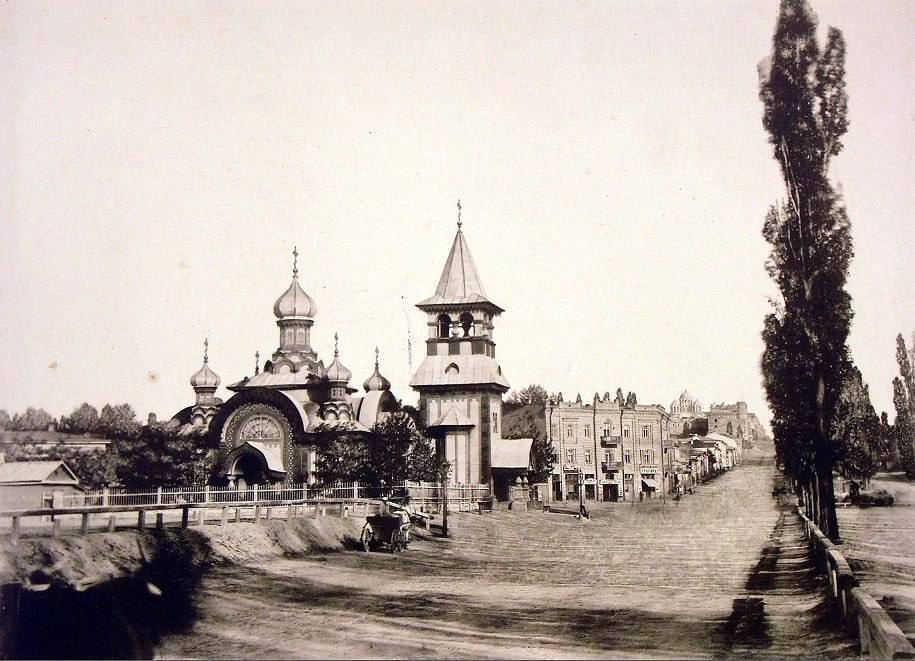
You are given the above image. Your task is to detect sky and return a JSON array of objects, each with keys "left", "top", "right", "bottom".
[{"left": 1, "top": 0, "right": 913, "bottom": 428}]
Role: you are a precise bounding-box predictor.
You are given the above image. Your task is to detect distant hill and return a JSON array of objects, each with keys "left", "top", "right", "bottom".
[{"left": 501, "top": 403, "right": 545, "bottom": 441}]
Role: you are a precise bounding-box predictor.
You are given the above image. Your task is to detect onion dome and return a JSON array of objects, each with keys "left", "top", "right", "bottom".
[
  {"left": 325, "top": 333, "right": 352, "bottom": 383},
  {"left": 190, "top": 339, "right": 220, "bottom": 388},
  {"left": 273, "top": 246, "right": 317, "bottom": 319},
  {"left": 363, "top": 347, "right": 391, "bottom": 392}
]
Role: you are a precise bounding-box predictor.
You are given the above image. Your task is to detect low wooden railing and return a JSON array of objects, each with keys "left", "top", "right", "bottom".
[
  {"left": 1, "top": 497, "right": 383, "bottom": 545},
  {"left": 797, "top": 508, "right": 915, "bottom": 659}
]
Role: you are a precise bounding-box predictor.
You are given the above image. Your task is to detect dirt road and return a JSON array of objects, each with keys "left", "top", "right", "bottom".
[{"left": 160, "top": 452, "right": 856, "bottom": 658}]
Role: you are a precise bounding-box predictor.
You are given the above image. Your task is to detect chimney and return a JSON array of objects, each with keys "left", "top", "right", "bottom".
[{"left": 148, "top": 412, "right": 158, "bottom": 426}]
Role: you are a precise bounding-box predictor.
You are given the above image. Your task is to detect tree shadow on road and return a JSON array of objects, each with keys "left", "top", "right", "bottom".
[{"left": 197, "top": 563, "right": 730, "bottom": 657}]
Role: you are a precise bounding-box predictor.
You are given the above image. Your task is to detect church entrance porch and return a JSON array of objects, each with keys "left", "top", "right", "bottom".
[{"left": 224, "top": 440, "right": 287, "bottom": 488}]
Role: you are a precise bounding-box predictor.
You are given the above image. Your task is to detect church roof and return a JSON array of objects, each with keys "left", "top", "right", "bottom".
[
  {"left": 417, "top": 229, "right": 503, "bottom": 312},
  {"left": 429, "top": 406, "right": 475, "bottom": 427},
  {"left": 410, "top": 354, "right": 510, "bottom": 390}
]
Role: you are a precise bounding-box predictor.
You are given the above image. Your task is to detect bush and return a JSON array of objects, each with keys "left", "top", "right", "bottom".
[{"left": 853, "top": 489, "right": 895, "bottom": 507}]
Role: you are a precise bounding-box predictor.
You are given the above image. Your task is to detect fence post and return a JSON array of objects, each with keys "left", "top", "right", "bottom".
[
  {"left": 220, "top": 507, "right": 228, "bottom": 527},
  {"left": 156, "top": 487, "right": 162, "bottom": 505},
  {"left": 265, "top": 507, "right": 272, "bottom": 521},
  {"left": 181, "top": 507, "right": 189, "bottom": 529},
  {"left": 253, "top": 484, "right": 258, "bottom": 501},
  {"left": 253, "top": 505, "right": 261, "bottom": 524},
  {"left": 234, "top": 507, "right": 241, "bottom": 523},
  {"left": 107, "top": 515, "right": 116, "bottom": 532},
  {"left": 52, "top": 519, "right": 61, "bottom": 537},
  {"left": 205, "top": 485, "right": 210, "bottom": 504},
  {"left": 137, "top": 510, "right": 146, "bottom": 530},
  {"left": 287, "top": 505, "right": 294, "bottom": 521},
  {"left": 156, "top": 513, "right": 164, "bottom": 530},
  {"left": 81, "top": 512, "right": 90, "bottom": 535},
  {"left": 102, "top": 487, "right": 109, "bottom": 507},
  {"left": 354, "top": 483, "right": 359, "bottom": 500},
  {"left": 11, "top": 516, "right": 20, "bottom": 545}
]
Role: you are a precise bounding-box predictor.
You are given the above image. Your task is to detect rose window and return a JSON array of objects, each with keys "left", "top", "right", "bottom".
[{"left": 238, "top": 415, "right": 282, "bottom": 442}]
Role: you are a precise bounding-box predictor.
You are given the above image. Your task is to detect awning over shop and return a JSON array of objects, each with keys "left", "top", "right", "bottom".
[{"left": 641, "top": 475, "right": 658, "bottom": 490}]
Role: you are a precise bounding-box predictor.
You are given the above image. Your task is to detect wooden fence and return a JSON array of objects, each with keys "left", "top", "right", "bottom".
[
  {"left": 49, "top": 480, "right": 491, "bottom": 514},
  {"left": 797, "top": 508, "right": 915, "bottom": 659}
]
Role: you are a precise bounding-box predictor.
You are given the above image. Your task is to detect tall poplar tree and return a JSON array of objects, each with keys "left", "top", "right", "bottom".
[{"left": 759, "top": 0, "right": 853, "bottom": 540}]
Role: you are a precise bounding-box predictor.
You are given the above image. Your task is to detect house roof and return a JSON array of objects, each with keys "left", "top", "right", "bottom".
[
  {"left": 0, "top": 460, "right": 80, "bottom": 485},
  {"left": 491, "top": 438, "right": 533, "bottom": 469},
  {"left": 417, "top": 229, "right": 503, "bottom": 312},
  {"left": 705, "top": 432, "right": 740, "bottom": 449}
]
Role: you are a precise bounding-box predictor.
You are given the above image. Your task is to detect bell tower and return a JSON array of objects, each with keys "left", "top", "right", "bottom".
[{"left": 410, "top": 202, "right": 510, "bottom": 486}]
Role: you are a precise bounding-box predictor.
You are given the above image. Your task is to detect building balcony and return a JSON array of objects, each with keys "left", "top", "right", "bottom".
[{"left": 600, "top": 435, "right": 621, "bottom": 448}]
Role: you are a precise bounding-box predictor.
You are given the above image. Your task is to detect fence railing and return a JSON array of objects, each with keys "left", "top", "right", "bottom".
[{"left": 50, "top": 480, "right": 491, "bottom": 513}]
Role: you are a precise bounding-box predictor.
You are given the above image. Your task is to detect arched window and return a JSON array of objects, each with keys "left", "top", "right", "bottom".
[
  {"left": 445, "top": 362, "right": 460, "bottom": 375},
  {"left": 437, "top": 314, "right": 451, "bottom": 338},
  {"left": 459, "top": 312, "right": 474, "bottom": 337}
]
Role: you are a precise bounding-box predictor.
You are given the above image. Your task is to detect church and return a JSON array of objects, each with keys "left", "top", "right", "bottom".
[
  {"left": 409, "top": 215, "right": 531, "bottom": 491},
  {"left": 172, "top": 214, "right": 531, "bottom": 493},
  {"left": 172, "top": 248, "right": 400, "bottom": 488}
]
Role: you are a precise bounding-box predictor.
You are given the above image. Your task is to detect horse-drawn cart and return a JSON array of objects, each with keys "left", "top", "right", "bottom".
[{"left": 360, "top": 514, "right": 408, "bottom": 553}]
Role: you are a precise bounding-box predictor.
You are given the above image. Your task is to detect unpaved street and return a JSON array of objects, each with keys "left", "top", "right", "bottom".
[{"left": 160, "top": 452, "right": 855, "bottom": 659}]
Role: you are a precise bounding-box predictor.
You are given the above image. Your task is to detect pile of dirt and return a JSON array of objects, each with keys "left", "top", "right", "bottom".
[{"left": 0, "top": 516, "right": 365, "bottom": 589}]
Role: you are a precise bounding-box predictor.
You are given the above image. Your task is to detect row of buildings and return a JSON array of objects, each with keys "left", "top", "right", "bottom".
[{"left": 544, "top": 390, "right": 766, "bottom": 502}]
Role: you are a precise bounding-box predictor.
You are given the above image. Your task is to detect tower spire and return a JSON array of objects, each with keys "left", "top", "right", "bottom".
[
  {"left": 456, "top": 199, "right": 462, "bottom": 229},
  {"left": 374, "top": 346, "right": 380, "bottom": 370},
  {"left": 292, "top": 246, "right": 299, "bottom": 278},
  {"left": 254, "top": 349, "right": 260, "bottom": 375},
  {"left": 334, "top": 332, "right": 339, "bottom": 357},
  {"left": 203, "top": 337, "right": 209, "bottom": 364}
]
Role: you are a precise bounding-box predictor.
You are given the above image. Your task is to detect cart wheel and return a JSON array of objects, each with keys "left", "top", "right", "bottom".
[
  {"left": 360, "top": 523, "right": 372, "bottom": 552},
  {"left": 390, "top": 529, "right": 404, "bottom": 554}
]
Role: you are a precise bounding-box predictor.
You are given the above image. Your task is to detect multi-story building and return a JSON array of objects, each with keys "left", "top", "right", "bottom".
[
  {"left": 707, "top": 401, "right": 768, "bottom": 448},
  {"left": 545, "top": 393, "right": 671, "bottom": 502}
]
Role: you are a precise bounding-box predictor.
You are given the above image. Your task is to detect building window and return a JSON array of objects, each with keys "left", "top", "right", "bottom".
[
  {"left": 608, "top": 448, "right": 617, "bottom": 462},
  {"left": 602, "top": 420, "right": 611, "bottom": 436},
  {"left": 623, "top": 427, "right": 631, "bottom": 438},
  {"left": 603, "top": 451, "right": 611, "bottom": 464},
  {"left": 566, "top": 426, "right": 574, "bottom": 438},
  {"left": 566, "top": 448, "right": 576, "bottom": 464},
  {"left": 584, "top": 425, "right": 591, "bottom": 438},
  {"left": 437, "top": 314, "right": 451, "bottom": 338},
  {"left": 551, "top": 423, "right": 559, "bottom": 438},
  {"left": 641, "top": 449, "right": 653, "bottom": 464},
  {"left": 642, "top": 425, "right": 652, "bottom": 439},
  {"left": 492, "top": 411, "right": 499, "bottom": 433},
  {"left": 585, "top": 450, "right": 592, "bottom": 465},
  {"left": 624, "top": 449, "right": 632, "bottom": 463}
]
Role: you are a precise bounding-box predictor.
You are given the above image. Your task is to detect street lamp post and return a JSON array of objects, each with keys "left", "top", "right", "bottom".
[
  {"left": 440, "top": 460, "right": 452, "bottom": 538},
  {"left": 578, "top": 469, "right": 585, "bottom": 516}
]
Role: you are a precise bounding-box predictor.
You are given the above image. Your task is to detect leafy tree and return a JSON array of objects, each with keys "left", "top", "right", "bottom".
[
  {"left": 507, "top": 384, "right": 549, "bottom": 406},
  {"left": 11, "top": 407, "right": 56, "bottom": 431},
  {"left": 0, "top": 410, "right": 10, "bottom": 430},
  {"left": 892, "top": 334, "right": 915, "bottom": 477},
  {"left": 758, "top": 0, "right": 853, "bottom": 540},
  {"left": 99, "top": 403, "right": 141, "bottom": 437},
  {"left": 112, "top": 426, "right": 210, "bottom": 489},
  {"left": 833, "top": 366, "right": 879, "bottom": 486},
  {"left": 313, "top": 428, "right": 366, "bottom": 484},
  {"left": 406, "top": 436, "right": 439, "bottom": 482},
  {"left": 59, "top": 403, "right": 100, "bottom": 434}
]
